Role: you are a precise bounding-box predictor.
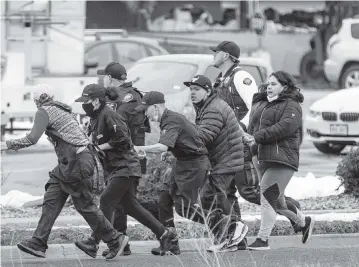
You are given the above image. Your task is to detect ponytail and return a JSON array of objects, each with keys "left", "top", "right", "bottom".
[{"left": 105, "top": 87, "right": 119, "bottom": 101}]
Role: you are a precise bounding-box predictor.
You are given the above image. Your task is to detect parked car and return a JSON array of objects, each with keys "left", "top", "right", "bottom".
[
  {"left": 84, "top": 34, "right": 169, "bottom": 75},
  {"left": 324, "top": 18, "right": 359, "bottom": 89},
  {"left": 71, "top": 54, "right": 273, "bottom": 121},
  {"left": 306, "top": 87, "right": 359, "bottom": 154}
]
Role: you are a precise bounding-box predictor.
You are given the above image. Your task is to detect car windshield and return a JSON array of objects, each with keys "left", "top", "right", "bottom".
[{"left": 126, "top": 61, "right": 198, "bottom": 94}]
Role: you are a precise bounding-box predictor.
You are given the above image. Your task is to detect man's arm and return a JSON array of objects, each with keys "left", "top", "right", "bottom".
[
  {"left": 233, "top": 70, "right": 258, "bottom": 126},
  {"left": 5, "top": 108, "right": 49, "bottom": 150},
  {"left": 103, "top": 113, "right": 131, "bottom": 151},
  {"left": 197, "top": 109, "right": 223, "bottom": 146},
  {"left": 137, "top": 125, "right": 178, "bottom": 154},
  {"left": 136, "top": 143, "right": 169, "bottom": 153}
]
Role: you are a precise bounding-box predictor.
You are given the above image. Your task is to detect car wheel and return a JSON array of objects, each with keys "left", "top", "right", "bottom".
[
  {"left": 339, "top": 63, "right": 359, "bottom": 89},
  {"left": 313, "top": 142, "right": 345, "bottom": 155}
]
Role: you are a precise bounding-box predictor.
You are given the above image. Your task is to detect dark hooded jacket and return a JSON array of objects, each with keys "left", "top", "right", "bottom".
[
  {"left": 194, "top": 93, "right": 244, "bottom": 174},
  {"left": 247, "top": 90, "right": 304, "bottom": 171}
]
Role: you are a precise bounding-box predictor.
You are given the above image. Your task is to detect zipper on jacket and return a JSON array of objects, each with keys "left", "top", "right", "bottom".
[
  {"left": 258, "top": 107, "right": 266, "bottom": 156},
  {"left": 276, "top": 142, "right": 279, "bottom": 154}
]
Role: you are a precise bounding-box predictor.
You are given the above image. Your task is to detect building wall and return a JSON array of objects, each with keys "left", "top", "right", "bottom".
[{"left": 86, "top": 1, "right": 245, "bottom": 30}]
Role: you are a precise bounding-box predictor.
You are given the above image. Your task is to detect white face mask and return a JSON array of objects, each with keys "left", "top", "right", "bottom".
[{"left": 267, "top": 95, "right": 279, "bottom": 102}]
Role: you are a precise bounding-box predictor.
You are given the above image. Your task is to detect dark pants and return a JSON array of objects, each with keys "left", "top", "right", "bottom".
[
  {"left": 113, "top": 137, "right": 146, "bottom": 236},
  {"left": 201, "top": 174, "right": 235, "bottom": 217},
  {"left": 91, "top": 175, "right": 165, "bottom": 243},
  {"left": 158, "top": 181, "right": 231, "bottom": 235},
  {"left": 30, "top": 148, "right": 119, "bottom": 249},
  {"left": 158, "top": 160, "right": 233, "bottom": 236},
  {"left": 111, "top": 178, "right": 139, "bottom": 234},
  {"left": 32, "top": 181, "right": 118, "bottom": 248},
  {"left": 158, "top": 156, "right": 212, "bottom": 226}
]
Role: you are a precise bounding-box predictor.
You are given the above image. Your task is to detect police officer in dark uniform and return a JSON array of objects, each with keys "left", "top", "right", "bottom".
[
  {"left": 74, "top": 84, "right": 177, "bottom": 258},
  {"left": 133, "top": 91, "right": 239, "bottom": 255},
  {"left": 97, "top": 62, "right": 149, "bottom": 256},
  {"left": 99, "top": 62, "right": 148, "bottom": 173}
]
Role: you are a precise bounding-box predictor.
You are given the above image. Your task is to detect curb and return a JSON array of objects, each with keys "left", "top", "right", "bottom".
[{"left": 2, "top": 209, "right": 359, "bottom": 226}]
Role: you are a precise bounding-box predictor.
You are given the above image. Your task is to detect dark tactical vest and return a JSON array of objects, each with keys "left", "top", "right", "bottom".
[{"left": 214, "top": 64, "right": 249, "bottom": 123}]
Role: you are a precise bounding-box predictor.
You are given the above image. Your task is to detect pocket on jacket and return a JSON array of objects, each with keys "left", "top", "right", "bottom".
[{"left": 77, "top": 151, "right": 95, "bottom": 180}]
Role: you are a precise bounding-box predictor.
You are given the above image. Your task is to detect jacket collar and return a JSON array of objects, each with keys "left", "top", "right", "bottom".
[
  {"left": 252, "top": 90, "right": 304, "bottom": 105},
  {"left": 194, "top": 93, "right": 218, "bottom": 118},
  {"left": 121, "top": 82, "right": 133, "bottom": 88}
]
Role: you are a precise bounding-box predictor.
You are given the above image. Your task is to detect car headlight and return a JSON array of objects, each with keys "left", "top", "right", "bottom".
[{"left": 309, "top": 109, "right": 322, "bottom": 117}]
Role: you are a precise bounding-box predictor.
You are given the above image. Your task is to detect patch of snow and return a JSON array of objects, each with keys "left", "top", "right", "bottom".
[
  {"left": 285, "top": 173, "right": 344, "bottom": 199},
  {"left": 0, "top": 190, "right": 43, "bottom": 208},
  {"left": 237, "top": 173, "right": 343, "bottom": 202},
  {"left": 173, "top": 212, "right": 359, "bottom": 223},
  {"left": 0, "top": 174, "right": 344, "bottom": 208}
]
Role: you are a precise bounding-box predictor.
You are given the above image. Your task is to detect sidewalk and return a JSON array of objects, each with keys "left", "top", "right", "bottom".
[{"left": 2, "top": 233, "right": 359, "bottom": 260}]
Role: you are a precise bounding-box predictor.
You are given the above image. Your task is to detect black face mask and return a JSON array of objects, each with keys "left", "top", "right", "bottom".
[{"left": 82, "top": 102, "right": 96, "bottom": 117}]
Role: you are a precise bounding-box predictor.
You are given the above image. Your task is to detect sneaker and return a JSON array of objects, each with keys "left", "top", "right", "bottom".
[
  {"left": 207, "top": 242, "right": 239, "bottom": 253},
  {"left": 157, "top": 227, "right": 178, "bottom": 256},
  {"left": 207, "top": 238, "right": 230, "bottom": 253},
  {"left": 207, "top": 238, "right": 248, "bottom": 253},
  {"left": 17, "top": 239, "right": 46, "bottom": 258},
  {"left": 105, "top": 234, "right": 129, "bottom": 260},
  {"left": 151, "top": 240, "right": 181, "bottom": 256},
  {"left": 102, "top": 243, "right": 131, "bottom": 257},
  {"left": 301, "top": 216, "right": 315, "bottom": 244},
  {"left": 227, "top": 221, "right": 249, "bottom": 248},
  {"left": 248, "top": 238, "right": 270, "bottom": 251},
  {"left": 74, "top": 238, "right": 99, "bottom": 258},
  {"left": 237, "top": 238, "right": 248, "bottom": 250}
]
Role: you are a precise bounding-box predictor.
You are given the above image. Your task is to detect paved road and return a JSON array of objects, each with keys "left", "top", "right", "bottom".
[
  {"left": 1, "top": 89, "right": 345, "bottom": 196},
  {"left": 2, "top": 235, "right": 359, "bottom": 267}
]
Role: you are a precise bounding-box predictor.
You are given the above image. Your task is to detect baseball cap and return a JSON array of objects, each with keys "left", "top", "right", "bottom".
[
  {"left": 97, "top": 62, "right": 127, "bottom": 80},
  {"left": 135, "top": 91, "right": 165, "bottom": 112},
  {"left": 183, "top": 75, "right": 212, "bottom": 91},
  {"left": 75, "top": 83, "right": 106, "bottom": 102},
  {"left": 209, "top": 41, "right": 240, "bottom": 59}
]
